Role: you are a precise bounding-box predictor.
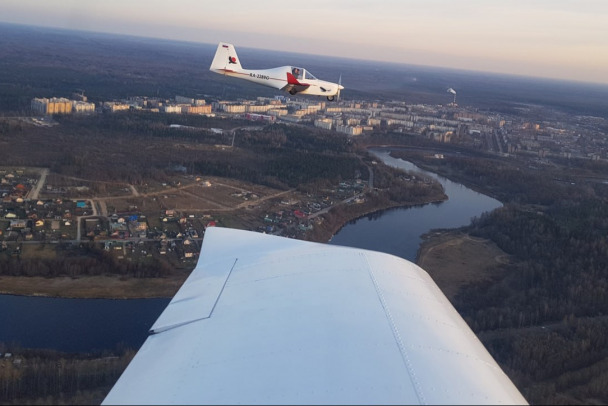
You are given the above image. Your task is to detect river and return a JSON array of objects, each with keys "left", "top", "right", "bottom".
[
  {"left": 329, "top": 148, "right": 502, "bottom": 261},
  {"left": 0, "top": 148, "right": 502, "bottom": 353},
  {"left": 0, "top": 295, "right": 169, "bottom": 353}
]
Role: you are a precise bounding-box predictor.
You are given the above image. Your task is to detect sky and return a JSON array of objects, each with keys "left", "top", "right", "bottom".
[{"left": 2, "top": 0, "right": 607, "bottom": 84}]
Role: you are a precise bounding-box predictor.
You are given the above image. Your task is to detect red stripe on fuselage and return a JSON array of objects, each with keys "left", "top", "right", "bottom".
[
  {"left": 217, "top": 69, "right": 311, "bottom": 87},
  {"left": 286, "top": 73, "right": 310, "bottom": 89},
  {"left": 287, "top": 72, "right": 310, "bottom": 86}
]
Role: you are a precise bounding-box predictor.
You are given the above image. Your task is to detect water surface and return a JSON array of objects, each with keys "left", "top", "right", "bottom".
[{"left": 329, "top": 148, "right": 502, "bottom": 261}]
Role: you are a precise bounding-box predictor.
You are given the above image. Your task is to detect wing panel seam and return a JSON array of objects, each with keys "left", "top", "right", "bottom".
[
  {"left": 208, "top": 257, "right": 239, "bottom": 317},
  {"left": 361, "top": 252, "right": 427, "bottom": 405}
]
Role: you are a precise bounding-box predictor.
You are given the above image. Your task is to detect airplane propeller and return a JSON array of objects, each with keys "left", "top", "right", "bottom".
[{"left": 327, "top": 75, "right": 342, "bottom": 102}]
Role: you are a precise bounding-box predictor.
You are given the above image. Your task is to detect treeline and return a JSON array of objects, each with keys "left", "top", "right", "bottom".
[
  {"left": 263, "top": 152, "right": 363, "bottom": 189},
  {"left": 5, "top": 114, "right": 364, "bottom": 193},
  {"left": 194, "top": 151, "right": 367, "bottom": 190},
  {"left": 0, "top": 245, "right": 172, "bottom": 278},
  {"left": 460, "top": 200, "right": 608, "bottom": 330},
  {"left": 412, "top": 153, "right": 608, "bottom": 404},
  {"left": 372, "top": 160, "right": 445, "bottom": 203},
  {"left": 258, "top": 124, "right": 354, "bottom": 154},
  {"left": 396, "top": 152, "right": 593, "bottom": 205},
  {"left": 49, "top": 151, "right": 175, "bottom": 186},
  {"left": 306, "top": 161, "right": 447, "bottom": 242},
  {"left": 0, "top": 345, "right": 135, "bottom": 404},
  {"left": 480, "top": 316, "right": 608, "bottom": 404},
  {"left": 235, "top": 123, "right": 355, "bottom": 156},
  {"left": 195, "top": 124, "right": 364, "bottom": 191},
  {"left": 0, "top": 119, "right": 24, "bottom": 135},
  {"left": 55, "top": 112, "right": 243, "bottom": 142}
]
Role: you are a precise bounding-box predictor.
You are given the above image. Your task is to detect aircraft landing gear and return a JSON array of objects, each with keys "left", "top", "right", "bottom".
[
  {"left": 289, "top": 89, "right": 297, "bottom": 95},
  {"left": 327, "top": 96, "right": 335, "bottom": 101}
]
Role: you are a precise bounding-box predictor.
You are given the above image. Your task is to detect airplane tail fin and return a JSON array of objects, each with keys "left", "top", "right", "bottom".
[{"left": 210, "top": 42, "right": 243, "bottom": 73}]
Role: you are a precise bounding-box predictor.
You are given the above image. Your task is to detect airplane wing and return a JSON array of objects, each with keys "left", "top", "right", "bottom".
[{"left": 102, "top": 227, "right": 527, "bottom": 405}]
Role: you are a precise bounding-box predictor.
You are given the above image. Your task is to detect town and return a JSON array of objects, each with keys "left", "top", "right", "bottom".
[{"left": 29, "top": 91, "right": 608, "bottom": 160}]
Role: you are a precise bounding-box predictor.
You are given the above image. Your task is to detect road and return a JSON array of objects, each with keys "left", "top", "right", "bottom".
[
  {"left": 26, "top": 168, "right": 49, "bottom": 200},
  {"left": 367, "top": 164, "right": 374, "bottom": 189}
]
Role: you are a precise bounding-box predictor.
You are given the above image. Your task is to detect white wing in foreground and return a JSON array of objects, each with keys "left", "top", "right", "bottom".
[{"left": 103, "top": 227, "right": 527, "bottom": 405}]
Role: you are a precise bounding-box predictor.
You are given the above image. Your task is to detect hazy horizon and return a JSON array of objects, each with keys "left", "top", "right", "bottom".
[
  {"left": 1, "top": 0, "right": 607, "bottom": 85},
  {"left": 3, "top": 20, "right": 608, "bottom": 92}
]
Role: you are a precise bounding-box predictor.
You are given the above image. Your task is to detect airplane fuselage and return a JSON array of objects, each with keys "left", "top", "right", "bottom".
[
  {"left": 214, "top": 66, "right": 342, "bottom": 97},
  {"left": 209, "top": 43, "right": 343, "bottom": 101}
]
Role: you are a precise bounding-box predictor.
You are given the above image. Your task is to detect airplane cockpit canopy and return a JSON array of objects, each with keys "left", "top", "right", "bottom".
[
  {"left": 291, "top": 67, "right": 317, "bottom": 81},
  {"left": 304, "top": 70, "right": 317, "bottom": 80}
]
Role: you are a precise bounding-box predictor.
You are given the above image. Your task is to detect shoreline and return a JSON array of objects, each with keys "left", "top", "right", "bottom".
[
  {"left": 309, "top": 194, "right": 448, "bottom": 244},
  {"left": 1, "top": 148, "right": 455, "bottom": 300},
  {"left": 0, "top": 193, "right": 447, "bottom": 299},
  {"left": 0, "top": 274, "right": 187, "bottom": 299}
]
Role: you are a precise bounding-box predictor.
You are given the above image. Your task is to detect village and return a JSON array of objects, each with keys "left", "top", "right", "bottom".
[{"left": 0, "top": 165, "right": 373, "bottom": 267}]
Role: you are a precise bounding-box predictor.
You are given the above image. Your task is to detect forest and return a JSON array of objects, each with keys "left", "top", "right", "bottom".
[
  {"left": 391, "top": 149, "right": 608, "bottom": 404},
  {"left": 0, "top": 242, "right": 172, "bottom": 278},
  {"left": 0, "top": 112, "right": 364, "bottom": 191},
  {"left": 0, "top": 345, "right": 134, "bottom": 405}
]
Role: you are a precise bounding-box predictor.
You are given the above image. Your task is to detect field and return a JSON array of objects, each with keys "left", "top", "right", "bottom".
[
  {"left": 93, "top": 176, "right": 288, "bottom": 215},
  {"left": 416, "top": 230, "right": 511, "bottom": 301}
]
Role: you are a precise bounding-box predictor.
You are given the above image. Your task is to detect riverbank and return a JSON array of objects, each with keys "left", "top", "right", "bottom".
[
  {"left": 0, "top": 273, "right": 187, "bottom": 299},
  {"left": 306, "top": 192, "right": 447, "bottom": 243},
  {"left": 2, "top": 155, "right": 451, "bottom": 299},
  {"left": 0, "top": 192, "right": 447, "bottom": 299},
  {"left": 387, "top": 148, "right": 504, "bottom": 202}
]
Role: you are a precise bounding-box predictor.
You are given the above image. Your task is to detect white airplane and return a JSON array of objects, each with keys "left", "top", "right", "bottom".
[
  {"left": 103, "top": 227, "right": 528, "bottom": 405},
  {"left": 209, "top": 42, "right": 344, "bottom": 101}
]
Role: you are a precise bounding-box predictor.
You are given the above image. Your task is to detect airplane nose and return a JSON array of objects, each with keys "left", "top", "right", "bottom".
[{"left": 339, "top": 85, "right": 344, "bottom": 90}]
